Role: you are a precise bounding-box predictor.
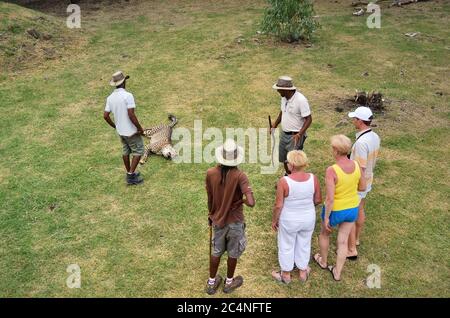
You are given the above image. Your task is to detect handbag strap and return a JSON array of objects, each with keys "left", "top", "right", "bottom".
[
  {"left": 347, "top": 129, "right": 372, "bottom": 159},
  {"left": 356, "top": 129, "right": 372, "bottom": 142}
]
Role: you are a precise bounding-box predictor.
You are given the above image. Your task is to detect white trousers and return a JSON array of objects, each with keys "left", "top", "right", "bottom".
[{"left": 278, "top": 218, "right": 315, "bottom": 271}]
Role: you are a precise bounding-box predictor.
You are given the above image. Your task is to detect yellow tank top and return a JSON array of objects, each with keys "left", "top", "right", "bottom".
[{"left": 332, "top": 161, "right": 361, "bottom": 211}]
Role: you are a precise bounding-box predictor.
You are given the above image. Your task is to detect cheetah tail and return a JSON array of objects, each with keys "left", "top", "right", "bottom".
[{"left": 168, "top": 114, "right": 178, "bottom": 127}]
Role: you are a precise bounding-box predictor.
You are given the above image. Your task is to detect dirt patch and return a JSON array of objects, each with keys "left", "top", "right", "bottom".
[
  {"left": 331, "top": 93, "right": 448, "bottom": 135},
  {"left": 333, "top": 91, "right": 386, "bottom": 114}
]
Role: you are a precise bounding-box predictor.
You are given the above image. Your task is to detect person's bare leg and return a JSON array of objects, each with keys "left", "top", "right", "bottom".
[
  {"left": 348, "top": 224, "right": 358, "bottom": 257},
  {"left": 355, "top": 199, "right": 366, "bottom": 244},
  {"left": 348, "top": 199, "right": 365, "bottom": 256},
  {"left": 209, "top": 255, "right": 221, "bottom": 278},
  {"left": 122, "top": 155, "right": 131, "bottom": 173},
  {"left": 318, "top": 225, "right": 330, "bottom": 266},
  {"left": 130, "top": 155, "right": 141, "bottom": 174},
  {"left": 227, "top": 257, "right": 238, "bottom": 279},
  {"left": 334, "top": 222, "right": 354, "bottom": 280}
]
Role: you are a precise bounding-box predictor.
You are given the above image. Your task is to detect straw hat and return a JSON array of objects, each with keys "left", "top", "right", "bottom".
[
  {"left": 215, "top": 139, "right": 244, "bottom": 167},
  {"left": 109, "top": 71, "right": 130, "bottom": 87},
  {"left": 272, "top": 76, "right": 296, "bottom": 90}
]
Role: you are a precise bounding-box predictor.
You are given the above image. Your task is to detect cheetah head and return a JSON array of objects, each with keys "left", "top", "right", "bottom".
[{"left": 161, "top": 144, "right": 177, "bottom": 160}]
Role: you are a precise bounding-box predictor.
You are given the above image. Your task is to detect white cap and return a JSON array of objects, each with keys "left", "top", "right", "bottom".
[{"left": 348, "top": 106, "right": 373, "bottom": 121}]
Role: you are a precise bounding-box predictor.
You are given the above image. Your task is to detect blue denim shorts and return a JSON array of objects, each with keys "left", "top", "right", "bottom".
[{"left": 321, "top": 206, "right": 358, "bottom": 227}]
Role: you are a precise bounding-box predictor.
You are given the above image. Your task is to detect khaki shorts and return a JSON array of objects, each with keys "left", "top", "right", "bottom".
[
  {"left": 120, "top": 134, "right": 144, "bottom": 156},
  {"left": 212, "top": 222, "right": 247, "bottom": 259},
  {"left": 279, "top": 131, "right": 307, "bottom": 163}
]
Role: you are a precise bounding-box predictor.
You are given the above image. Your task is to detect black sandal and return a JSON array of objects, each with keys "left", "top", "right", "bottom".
[{"left": 328, "top": 266, "right": 341, "bottom": 282}]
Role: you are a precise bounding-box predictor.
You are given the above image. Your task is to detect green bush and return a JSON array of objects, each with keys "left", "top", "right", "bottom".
[{"left": 261, "top": 0, "right": 319, "bottom": 43}]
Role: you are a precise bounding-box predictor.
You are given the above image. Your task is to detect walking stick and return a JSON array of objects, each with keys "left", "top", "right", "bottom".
[
  {"left": 293, "top": 133, "right": 299, "bottom": 149},
  {"left": 269, "top": 115, "right": 275, "bottom": 166}
]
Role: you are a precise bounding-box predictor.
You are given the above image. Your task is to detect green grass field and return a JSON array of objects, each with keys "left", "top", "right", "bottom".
[{"left": 0, "top": 0, "right": 449, "bottom": 297}]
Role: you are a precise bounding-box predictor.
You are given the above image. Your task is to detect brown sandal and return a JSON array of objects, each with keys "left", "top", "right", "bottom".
[
  {"left": 271, "top": 270, "right": 291, "bottom": 284},
  {"left": 299, "top": 267, "right": 311, "bottom": 283},
  {"left": 313, "top": 253, "right": 327, "bottom": 270}
]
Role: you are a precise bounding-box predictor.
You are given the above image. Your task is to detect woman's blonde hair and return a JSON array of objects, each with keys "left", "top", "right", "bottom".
[
  {"left": 286, "top": 150, "right": 308, "bottom": 170},
  {"left": 330, "top": 134, "right": 352, "bottom": 156}
]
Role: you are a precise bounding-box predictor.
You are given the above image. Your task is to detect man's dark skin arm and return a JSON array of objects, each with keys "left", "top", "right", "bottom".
[
  {"left": 230, "top": 190, "right": 256, "bottom": 210},
  {"left": 271, "top": 111, "right": 282, "bottom": 130},
  {"left": 207, "top": 195, "right": 213, "bottom": 226},
  {"left": 293, "top": 114, "right": 312, "bottom": 145},
  {"left": 243, "top": 191, "right": 255, "bottom": 207},
  {"left": 103, "top": 111, "right": 116, "bottom": 129},
  {"left": 127, "top": 108, "right": 144, "bottom": 135},
  {"left": 207, "top": 192, "right": 213, "bottom": 213},
  {"left": 206, "top": 178, "right": 213, "bottom": 216},
  {"left": 298, "top": 115, "right": 312, "bottom": 136}
]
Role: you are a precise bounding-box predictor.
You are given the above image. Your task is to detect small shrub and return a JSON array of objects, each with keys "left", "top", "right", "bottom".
[{"left": 261, "top": 0, "right": 319, "bottom": 43}]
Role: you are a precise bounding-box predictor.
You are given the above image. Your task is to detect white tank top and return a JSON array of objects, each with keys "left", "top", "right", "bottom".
[{"left": 280, "top": 173, "right": 316, "bottom": 222}]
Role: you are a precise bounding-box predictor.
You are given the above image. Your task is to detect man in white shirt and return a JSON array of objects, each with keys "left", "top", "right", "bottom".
[
  {"left": 347, "top": 106, "right": 381, "bottom": 259},
  {"left": 271, "top": 76, "right": 312, "bottom": 174},
  {"left": 103, "top": 71, "right": 145, "bottom": 185}
]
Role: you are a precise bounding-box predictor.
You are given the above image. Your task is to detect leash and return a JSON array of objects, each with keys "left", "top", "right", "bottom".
[{"left": 269, "top": 115, "right": 275, "bottom": 166}]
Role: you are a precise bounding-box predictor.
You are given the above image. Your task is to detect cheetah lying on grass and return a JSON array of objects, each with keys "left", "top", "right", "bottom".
[{"left": 140, "top": 114, "right": 178, "bottom": 164}]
